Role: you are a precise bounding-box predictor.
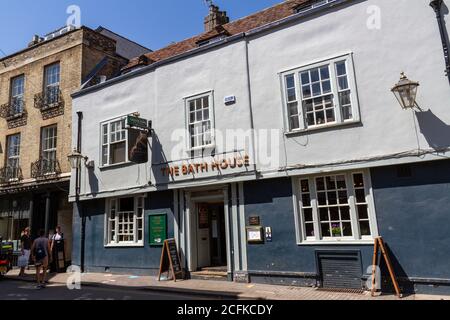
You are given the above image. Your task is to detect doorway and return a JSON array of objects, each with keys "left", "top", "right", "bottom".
[{"left": 196, "top": 202, "right": 227, "bottom": 270}]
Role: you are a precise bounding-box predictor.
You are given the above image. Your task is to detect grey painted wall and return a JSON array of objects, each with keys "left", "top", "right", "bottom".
[{"left": 72, "top": 190, "right": 174, "bottom": 274}]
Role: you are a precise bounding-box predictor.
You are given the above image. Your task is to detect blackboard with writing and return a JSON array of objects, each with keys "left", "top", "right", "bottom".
[{"left": 158, "top": 239, "right": 183, "bottom": 282}]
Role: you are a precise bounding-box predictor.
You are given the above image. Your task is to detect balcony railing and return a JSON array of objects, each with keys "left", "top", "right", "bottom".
[
  {"left": 0, "top": 98, "right": 26, "bottom": 121},
  {"left": 31, "top": 159, "right": 61, "bottom": 179},
  {"left": 34, "top": 87, "right": 62, "bottom": 111},
  {"left": 0, "top": 166, "right": 23, "bottom": 185}
]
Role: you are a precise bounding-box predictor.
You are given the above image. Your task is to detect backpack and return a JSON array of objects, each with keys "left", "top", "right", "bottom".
[{"left": 34, "top": 240, "right": 47, "bottom": 260}]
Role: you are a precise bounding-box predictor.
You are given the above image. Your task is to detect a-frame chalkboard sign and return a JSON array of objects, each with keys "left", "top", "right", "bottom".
[
  {"left": 371, "top": 237, "right": 402, "bottom": 298},
  {"left": 158, "top": 239, "right": 183, "bottom": 282}
]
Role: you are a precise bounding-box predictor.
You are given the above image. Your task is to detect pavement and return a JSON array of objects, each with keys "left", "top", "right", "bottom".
[{"left": 3, "top": 268, "right": 450, "bottom": 300}]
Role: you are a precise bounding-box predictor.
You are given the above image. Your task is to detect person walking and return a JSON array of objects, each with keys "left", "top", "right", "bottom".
[
  {"left": 31, "top": 230, "right": 50, "bottom": 289},
  {"left": 18, "top": 227, "right": 32, "bottom": 277}
]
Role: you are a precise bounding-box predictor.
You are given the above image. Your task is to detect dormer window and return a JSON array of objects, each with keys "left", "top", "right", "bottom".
[
  {"left": 196, "top": 25, "right": 230, "bottom": 47},
  {"left": 296, "top": 0, "right": 338, "bottom": 14},
  {"left": 197, "top": 35, "right": 227, "bottom": 47}
]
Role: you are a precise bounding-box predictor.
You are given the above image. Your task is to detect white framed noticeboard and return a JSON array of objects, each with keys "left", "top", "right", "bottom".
[{"left": 246, "top": 226, "right": 264, "bottom": 244}]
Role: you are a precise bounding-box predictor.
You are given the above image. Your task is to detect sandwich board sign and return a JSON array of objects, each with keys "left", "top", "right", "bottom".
[{"left": 158, "top": 239, "right": 183, "bottom": 282}]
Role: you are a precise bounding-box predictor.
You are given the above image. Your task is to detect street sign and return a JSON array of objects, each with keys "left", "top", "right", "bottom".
[{"left": 127, "top": 115, "right": 150, "bottom": 130}]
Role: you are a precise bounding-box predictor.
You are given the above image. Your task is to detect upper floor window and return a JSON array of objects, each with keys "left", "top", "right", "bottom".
[
  {"left": 4, "top": 134, "right": 21, "bottom": 181},
  {"left": 44, "top": 63, "right": 60, "bottom": 105},
  {"left": 6, "top": 134, "right": 21, "bottom": 170},
  {"left": 10, "top": 75, "right": 25, "bottom": 115},
  {"left": 106, "top": 196, "right": 144, "bottom": 246},
  {"left": 295, "top": 171, "right": 378, "bottom": 243},
  {"left": 41, "top": 125, "right": 57, "bottom": 162},
  {"left": 186, "top": 92, "right": 214, "bottom": 150},
  {"left": 101, "top": 117, "right": 127, "bottom": 166},
  {"left": 282, "top": 54, "right": 359, "bottom": 132}
]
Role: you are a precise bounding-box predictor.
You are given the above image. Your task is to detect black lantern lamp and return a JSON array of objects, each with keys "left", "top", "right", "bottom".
[{"left": 391, "top": 72, "right": 423, "bottom": 111}]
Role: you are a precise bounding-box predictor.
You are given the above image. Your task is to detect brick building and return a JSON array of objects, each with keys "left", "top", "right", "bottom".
[{"left": 0, "top": 25, "right": 149, "bottom": 263}]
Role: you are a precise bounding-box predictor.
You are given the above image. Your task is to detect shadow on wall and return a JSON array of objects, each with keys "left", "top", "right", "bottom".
[
  {"left": 380, "top": 243, "right": 415, "bottom": 294},
  {"left": 88, "top": 168, "right": 99, "bottom": 197},
  {"left": 150, "top": 132, "right": 170, "bottom": 188},
  {"left": 416, "top": 110, "right": 450, "bottom": 150}
]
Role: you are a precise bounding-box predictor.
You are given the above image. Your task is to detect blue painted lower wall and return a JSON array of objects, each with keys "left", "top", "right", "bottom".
[
  {"left": 71, "top": 159, "right": 450, "bottom": 294},
  {"left": 243, "top": 178, "right": 374, "bottom": 288},
  {"left": 371, "top": 159, "right": 450, "bottom": 295},
  {"left": 72, "top": 190, "right": 174, "bottom": 275},
  {"left": 243, "top": 159, "right": 450, "bottom": 294}
]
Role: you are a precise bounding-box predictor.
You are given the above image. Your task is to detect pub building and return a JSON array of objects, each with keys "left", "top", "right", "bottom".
[{"left": 69, "top": 0, "right": 450, "bottom": 295}]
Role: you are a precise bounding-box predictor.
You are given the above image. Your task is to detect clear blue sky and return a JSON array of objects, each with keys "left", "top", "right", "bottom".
[{"left": 0, "top": 0, "right": 281, "bottom": 57}]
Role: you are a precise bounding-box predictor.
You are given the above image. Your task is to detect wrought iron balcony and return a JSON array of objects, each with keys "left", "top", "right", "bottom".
[
  {"left": 0, "top": 166, "right": 23, "bottom": 185},
  {"left": 34, "top": 87, "right": 62, "bottom": 111},
  {"left": 31, "top": 159, "right": 61, "bottom": 179},
  {"left": 0, "top": 98, "right": 26, "bottom": 121}
]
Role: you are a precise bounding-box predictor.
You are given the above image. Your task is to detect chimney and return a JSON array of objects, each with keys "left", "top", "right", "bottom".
[
  {"left": 204, "top": 4, "right": 230, "bottom": 32},
  {"left": 28, "top": 35, "right": 43, "bottom": 47}
]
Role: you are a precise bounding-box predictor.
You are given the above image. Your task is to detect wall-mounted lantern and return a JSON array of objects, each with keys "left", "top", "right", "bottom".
[
  {"left": 68, "top": 149, "right": 94, "bottom": 170},
  {"left": 391, "top": 72, "right": 423, "bottom": 111}
]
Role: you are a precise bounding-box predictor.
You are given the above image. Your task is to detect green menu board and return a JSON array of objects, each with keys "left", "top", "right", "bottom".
[{"left": 149, "top": 214, "right": 167, "bottom": 246}]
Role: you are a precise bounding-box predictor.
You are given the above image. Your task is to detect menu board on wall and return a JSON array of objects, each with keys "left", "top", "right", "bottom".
[{"left": 149, "top": 214, "right": 167, "bottom": 246}]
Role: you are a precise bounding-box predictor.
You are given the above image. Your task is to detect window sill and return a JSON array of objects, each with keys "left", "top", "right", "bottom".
[
  {"left": 105, "top": 243, "right": 144, "bottom": 248},
  {"left": 297, "top": 240, "right": 375, "bottom": 246},
  {"left": 285, "top": 120, "right": 362, "bottom": 136},
  {"left": 99, "top": 161, "right": 136, "bottom": 171},
  {"left": 186, "top": 144, "right": 216, "bottom": 154}
]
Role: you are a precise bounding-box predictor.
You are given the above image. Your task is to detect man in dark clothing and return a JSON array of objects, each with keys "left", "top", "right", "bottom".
[{"left": 19, "top": 227, "right": 32, "bottom": 277}]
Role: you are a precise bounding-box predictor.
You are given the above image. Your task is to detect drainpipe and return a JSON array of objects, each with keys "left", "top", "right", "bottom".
[
  {"left": 75, "top": 111, "right": 85, "bottom": 273},
  {"left": 430, "top": 0, "right": 450, "bottom": 84}
]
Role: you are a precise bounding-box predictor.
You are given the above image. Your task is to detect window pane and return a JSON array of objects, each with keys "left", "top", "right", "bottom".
[
  {"left": 336, "top": 61, "right": 346, "bottom": 76},
  {"left": 119, "top": 198, "right": 134, "bottom": 211},
  {"left": 311, "top": 69, "right": 320, "bottom": 82},
  {"left": 355, "top": 189, "right": 366, "bottom": 203},
  {"left": 321, "top": 223, "right": 331, "bottom": 237},
  {"left": 300, "top": 72, "right": 310, "bottom": 85},
  {"left": 320, "top": 67, "right": 330, "bottom": 80},
  {"left": 338, "top": 77, "right": 349, "bottom": 91},
  {"left": 301, "top": 179, "right": 310, "bottom": 192},
  {"left": 305, "top": 223, "right": 315, "bottom": 237},
  {"left": 342, "top": 222, "right": 352, "bottom": 236},
  {"left": 286, "top": 74, "right": 295, "bottom": 88},
  {"left": 357, "top": 205, "right": 369, "bottom": 220},
  {"left": 359, "top": 221, "right": 371, "bottom": 236},
  {"left": 304, "top": 208, "right": 313, "bottom": 222},
  {"left": 319, "top": 208, "right": 328, "bottom": 221},
  {"left": 110, "top": 142, "right": 126, "bottom": 164},
  {"left": 340, "top": 206, "right": 350, "bottom": 220}
]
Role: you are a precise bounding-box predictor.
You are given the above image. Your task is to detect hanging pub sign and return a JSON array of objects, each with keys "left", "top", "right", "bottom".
[{"left": 128, "top": 129, "right": 149, "bottom": 164}]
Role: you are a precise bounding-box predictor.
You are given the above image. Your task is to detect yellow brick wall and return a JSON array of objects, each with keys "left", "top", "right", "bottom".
[
  {"left": 0, "top": 30, "right": 84, "bottom": 179},
  {"left": 0, "top": 28, "right": 127, "bottom": 182}
]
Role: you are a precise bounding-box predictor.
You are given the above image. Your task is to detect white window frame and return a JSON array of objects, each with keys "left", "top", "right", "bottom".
[
  {"left": 292, "top": 169, "right": 379, "bottom": 245},
  {"left": 41, "top": 125, "right": 58, "bottom": 161},
  {"left": 104, "top": 196, "right": 145, "bottom": 247},
  {"left": 44, "top": 63, "right": 60, "bottom": 105},
  {"left": 280, "top": 53, "right": 360, "bottom": 133},
  {"left": 100, "top": 116, "right": 129, "bottom": 167},
  {"left": 10, "top": 75, "right": 25, "bottom": 115},
  {"left": 184, "top": 91, "right": 215, "bottom": 152},
  {"left": 6, "top": 134, "right": 21, "bottom": 181}
]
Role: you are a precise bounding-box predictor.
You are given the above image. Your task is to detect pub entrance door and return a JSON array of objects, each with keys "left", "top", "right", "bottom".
[{"left": 196, "top": 203, "right": 227, "bottom": 270}]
